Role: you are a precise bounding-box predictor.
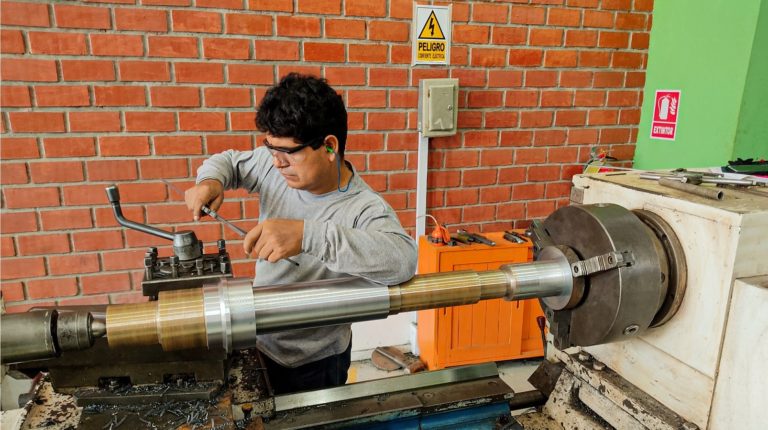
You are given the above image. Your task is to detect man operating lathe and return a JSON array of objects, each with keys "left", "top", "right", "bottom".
[{"left": 185, "top": 73, "right": 417, "bottom": 394}]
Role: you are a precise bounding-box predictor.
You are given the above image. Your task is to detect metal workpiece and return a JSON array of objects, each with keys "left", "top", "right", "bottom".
[
  {"left": 56, "top": 310, "right": 94, "bottom": 352},
  {"left": 500, "top": 247, "right": 574, "bottom": 303},
  {"left": 253, "top": 277, "right": 391, "bottom": 333},
  {"left": 389, "top": 270, "right": 507, "bottom": 313},
  {"left": 203, "top": 279, "right": 257, "bottom": 351}
]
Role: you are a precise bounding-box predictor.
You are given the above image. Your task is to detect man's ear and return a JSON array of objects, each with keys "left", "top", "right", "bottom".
[{"left": 324, "top": 135, "right": 339, "bottom": 161}]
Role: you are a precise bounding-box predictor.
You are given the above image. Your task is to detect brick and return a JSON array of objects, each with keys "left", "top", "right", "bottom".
[
  {"left": 530, "top": 29, "right": 563, "bottom": 46},
  {"left": 480, "top": 186, "right": 512, "bottom": 204},
  {"left": 99, "top": 136, "right": 150, "bottom": 156},
  {"left": 364, "top": 68, "right": 405, "bottom": 87},
  {"left": 102, "top": 250, "right": 145, "bottom": 271},
  {"left": 1, "top": 2, "right": 50, "bottom": 27},
  {"left": 228, "top": 112, "right": 256, "bottom": 131},
  {"left": 0, "top": 138, "right": 39, "bottom": 159},
  {"left": 446, "top": 189, "right": 478, "bottom": 206},
  {"left": 513, "top": 184, "right": 545, "bottom": 200},
  {"left": 106, "top": 182, "right": 168, "bottom": 203},
  {"left": 17, "top": 233, "right": 69, "bottom": 255},
  {"left": 9, "top": 112, "right": 65, "bottom": 133},
  {"left": 40, "top": 208, "right": 92, "bottom": 231},
  {"left": 515, "top": 148, "right": 547, "bottom": 164},
  {"left": 196, "top": 0, "right": 242, "bottom": 7},
  {"left": 635, "top": 0, "right": 654, "bottom": 12},
  {"left": 568, "top": 0, "right": 599, "bottom": 6},
  {"left": 1, "top": 59, "right": 57, "bottom": 82},
  {"left": 30, "top": 161, "right": 84, "bottom": 183},
  {"left": 526, "top": 70, "right": 557, "bottom": 87},
  {"left": 555, "top": 110, "right": 587, "bottom": 126},
  {"left": 82, "top": 273, "right": 131, "bottom": 295},
  {"left": 305, "top": 42, "right": 345, "bottom": 62},
  {"left": 549, "top": 8, "right": 581, "bottom": 27},
  {"left": 508, "top": 49, "right": 542, "bottom": 67},
  {"left": 369, "top": 21, "right": 409, "bottom": 42},
  {"left": 203, "top": 88, "right": 251, "bottom": 108},
  {"left": 511, "top": 6, "right": 545, "bottom": 24},
  {"left": 27, "top": 278, "right": 78, "bottom": 299},
  {"left": 602, "top": 0, "right": 631, "bottom": 10},
  {"left": 346, "top": 90, "right": 385, "bottom": 108},
  {"left": 207, "top": 134, "right": 252, "bottom": 153},
  {"left": 150, "top": 86, "right": 200, "bottom": 107},
  {"left": 575, "top": 90, "right": 605, "bottom": 107},
  {"left": 345, "top": 0, "right": 385, "bottom": 17},
  {"left": 34, "top": 86, "right": 90, "bottom": 107},
  {"left": 1, "top": 282, "right": 23, "bottom": 301},
  {"left": 619, "top": 108, "right": 641, "bottom": 124},
  {"left": 599, "top": 128, "right": 632, "bottom": 143},
  {"left": 527, "top": 201, "right": 556, "bottom": 219},
  {"left": 172, "top": 10, "right": 221, "bottom": 33},
  {"left": 249, "top": 0, "right": 292, "bottom": 12},
  {"left": 115, "top": 8, "right": 168, "bottom": 32},
  {"left": 520, "top": 111, "right": 553, "bottom": 128},
  {"left": 325, "top": 18, "right": 365, "bottom": 39},
  {"left": 148, "top": 36, "right": 198, "bottom": 58},
  {"left": 179, "top": 112, "right": 226, "bottom": 131},
  {"left": 599, "top": 31, "right": 630, "bottom": 48},
  {"left": 119, "top": 61, "right": 170, "bottom": 82},
  {"left": 87, "top": 160, "right": 137, "bottom": 181},
  {"left": 453, "top": 24, "right": 489, "bottom": 44},
  {"left": 1, "top": 29, "right": 25, "bottom": 53},
  {"left": 607, "top": 90, "right": 638, "bottom": 106},
  {"left": 277, "top": 15, "right": 320, "bottom": 37},
  {"left": 471, "top": 48, "right": 506, "bottom": 67},
  {"left": 368, "top": 112, "right": 406, "bottom": 131},
  {"left": 480, "top": 148, "right": 514, "bottom": 166},
  {"left": 69, "top": 111, "right": 120, "bottom": 132},
  {"left": 463, "top": 169, "right": 498, "bottom": 186},
  {"left": 3, "top": 187, "right": 59, "bottom": 209},
  {"left": 492, "top": 27, "right": 526, "bottom": 46},
  {"left": 28, "top": 31, "right": 87, "bottom": 55},
  {"left": 389, "top": 90, "right": 416, "bottom": 108},
  {"left": 93, "top": 205, "right": 143, "bottom": 229},
  {"left": 298, "top": 0, "right": 340, "bottom": 14},
  {"left": 466, "top": 91, "right": 502, "bottom": 108},
  {"left": 254, "top": 41, "right": 299, "bottom": 61},
  {"left": 55, "top": 4, "right": 110, "bottom": 29},
  {"left": 174, "top": 62, "right": 222, "bottom": 83},
  {"left": 1, "top": 163, "right": 28, "bottom": 185},
  {"left": 631, "top": 32, "right": 650, "bottom": 50},
  {"left": 588, "top": 109, "right": 619, "bottom": 125},
  {"left": 154, "top": 136, "right": 202, "bottom": 155},
  {"left": 579, "top": 51, "right": 611, "bottom": 67},
  {"left": 613, "top": 52, "right": 644, "bottom": 68},
  {"left": 541, "top": 90, "right": 573, "bottom": 107},
  {"left": 584, "top": 10, "right": 614, "bottom": 28},
  {"left": 1, "top": 85, "right": 31, "bottom": 107},
  {"left": 72, "top": 230, "right": 123, "bottom": 251},
  {"left": 565, "top": 29, "right": 598, "bottom": 47},
  {"left": 139, "top": 158, "right": 188, "bottom": 179},
  {"left": 560, "top": 71, "right": 592, "bottom": 87},
  {"left": 473, "top": 3, "right": 508, "bottom": 23},
  {"left": 226, "top": 13, "right": 271, "bottom": 35},
  {"left": 464, "top": 131, "right": 498, "bottom": 148},
  {"left": 448, "top": 69, "right": 484, "bottom": 88},
  {"left": 62, "top": 60, "right": 115, "bottom": 81},
  {"left": 43, "top": 137, "right": 96, "bottom": 157},
  {"left": 544, "top": 50, "right": 577, "bottom": 67},
  {"left": 534, "top": 130, "right": 567, "bottom": 146},
  {"left": 349, "top": 44, "right": 387, "bottom": 63},
  {"left": 93, "top": 85, "right": 145, "bottom": 106},
  {"left": 545, "top": 181, "right": 574, "bottom": 198},
  {"left": 0, "top": 212, "right": 38, "bottom": 234},
  {"left": 125, "top": 112, "right": 176, "bottom": 132},
  {"left": 91, "top": 34, "right": 143, "bottom": 56},
  {"left": 228, "top": 64, "right": 273, "bottom": 84}
]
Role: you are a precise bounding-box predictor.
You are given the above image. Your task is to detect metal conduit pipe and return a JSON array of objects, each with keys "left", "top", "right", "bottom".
[{"left": 104, "top": 250, "right": 574, "bottom": 354}]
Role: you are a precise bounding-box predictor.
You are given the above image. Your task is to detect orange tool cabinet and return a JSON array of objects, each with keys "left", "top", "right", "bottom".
[{"left": 417, "top": 231, "right": 544, "bottom": 370}]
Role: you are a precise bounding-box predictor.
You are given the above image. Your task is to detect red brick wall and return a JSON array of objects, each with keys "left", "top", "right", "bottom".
[{"left": 0, "top": 0, "right": 651, "bottom": 311}]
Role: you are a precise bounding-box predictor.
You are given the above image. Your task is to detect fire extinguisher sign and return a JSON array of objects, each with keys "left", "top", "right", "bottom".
[{"left": 651, "top": 90, "right": 681, "bottom": 140}]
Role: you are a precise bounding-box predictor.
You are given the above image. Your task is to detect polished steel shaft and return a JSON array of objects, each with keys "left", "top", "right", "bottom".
[{"left": 103, "top": 253, "right": 573, "bottom": 353}]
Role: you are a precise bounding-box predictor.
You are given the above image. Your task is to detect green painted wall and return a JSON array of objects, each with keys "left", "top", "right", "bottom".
[
  {"left": 634, "top": 0, "right": 767, "bottom": 169},
  {"left": 734, "top": 0, "right": 768, "bottom": 159}
]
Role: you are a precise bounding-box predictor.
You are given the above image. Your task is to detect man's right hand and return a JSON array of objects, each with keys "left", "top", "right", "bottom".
[{"left": 185, "top": 179, "right": 225, "bottom": 221}]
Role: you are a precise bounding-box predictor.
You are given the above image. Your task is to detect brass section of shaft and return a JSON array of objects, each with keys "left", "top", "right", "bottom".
[
  {"left": 389, "top": 270, "right": 510, "bottom": 314},
  {"left": 157, "top": 288, "right": 207, "bottom": 351},
  {"left": 105, "top": 288, "right": 207, "bottom": 351},
  {"left": 106, "top": 301, "right": 159, "bottom": 348}
]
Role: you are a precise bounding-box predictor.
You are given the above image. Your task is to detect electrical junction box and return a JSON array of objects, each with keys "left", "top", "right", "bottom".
[{"left": 418, "top": 78, "right": 459, "bottom": 137}]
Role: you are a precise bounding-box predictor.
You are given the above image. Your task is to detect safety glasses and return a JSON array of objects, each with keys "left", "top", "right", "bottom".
[{"left": 262, "top": 136, "right": 325, "bottom": 163}]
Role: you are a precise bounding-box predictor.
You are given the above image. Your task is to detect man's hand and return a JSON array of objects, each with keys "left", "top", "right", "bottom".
[
  {"left": 244, "top": 219, "right": 304, "bottom": 263},
  {"left": 185, "top": 179, "right": 225, "bottom": 221}
]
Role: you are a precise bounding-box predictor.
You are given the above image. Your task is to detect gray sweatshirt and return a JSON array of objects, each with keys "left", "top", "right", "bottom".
[{"left": 196, "top": 147, "right": 417, "bottom": 367}]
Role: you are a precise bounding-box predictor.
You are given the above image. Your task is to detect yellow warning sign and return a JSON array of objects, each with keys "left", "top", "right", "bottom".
[
  {"left": 418, "top": 11, "right": 445, "bottom": 39},
  {"left": 417, "top": 11, "right": 446, "bottom": 62}
]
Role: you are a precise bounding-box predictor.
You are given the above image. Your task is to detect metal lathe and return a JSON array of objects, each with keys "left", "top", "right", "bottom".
[{"left": 1, "top": 172, "right": 766, "bottom": 429}]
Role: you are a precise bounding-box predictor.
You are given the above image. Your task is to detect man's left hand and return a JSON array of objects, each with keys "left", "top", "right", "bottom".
[{"left": 244, "top": 219, "right": 304, "bottom": 263}]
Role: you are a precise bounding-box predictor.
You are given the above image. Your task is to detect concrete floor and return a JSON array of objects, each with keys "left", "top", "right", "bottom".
[{"left": 348, "top": 356, "right": 542, "bottom": 393}]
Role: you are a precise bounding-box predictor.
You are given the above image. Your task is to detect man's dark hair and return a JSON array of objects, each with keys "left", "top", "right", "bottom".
[{"left": 256, "top": 73, "right": 348, "bottom": 157}]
